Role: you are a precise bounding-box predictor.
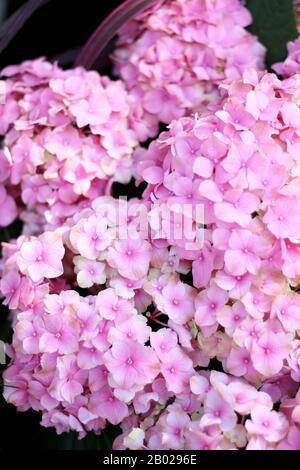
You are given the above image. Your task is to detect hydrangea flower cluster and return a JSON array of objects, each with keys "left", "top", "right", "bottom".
[
  {"left": 2, "top": 66, "right": 300, "bottom": 448},
  {"left": 0, "top": 0, "right": 266, "bottom": 234},
  {"left": 130, "top": 68, "right": 300, "bottom": 448},
  {"left": 1, "top": 196, "right": 195, "bottom": 439},
  {"left": 112, "top": 0, "right": 265, "bottom": 125},
  {"left": 0, "top": 58, "right": 153, "bottom": 233}
]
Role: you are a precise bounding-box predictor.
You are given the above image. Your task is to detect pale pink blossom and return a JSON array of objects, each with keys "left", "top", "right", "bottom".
[
  {"left": 246, "top": 405, "right": 288, "bottom": 443},
  {"left": 104, "top": 340, "right": 160, "bottom": 389},
  {"left": 17, "top": 232, "right": 65, "bottom": 282}
]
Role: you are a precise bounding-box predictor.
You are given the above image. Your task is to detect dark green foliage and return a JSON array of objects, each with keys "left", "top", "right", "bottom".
[{"left": 246, "top": 0, "right": 298, "bottom": 68}]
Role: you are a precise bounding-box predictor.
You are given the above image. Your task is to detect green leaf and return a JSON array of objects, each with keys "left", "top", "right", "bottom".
[{"left": 246, "top": 0, "right": 298, "bottom": 68}]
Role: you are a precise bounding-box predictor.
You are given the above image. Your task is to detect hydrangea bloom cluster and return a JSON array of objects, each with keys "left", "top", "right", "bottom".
[
  {"left": 2, "top": 2, "right": 300, "bottom": 451},
  {"left": 112, "top": 0, "right": 265, "bottom": 126},
  {"left": 0, "top": 58, "right": 153, "bottom": 233},
  {"left": 2, "top": 76, "right": 300, "bottom": 449},
  {"left": 130, "top": 68, "right": 300, "bottom": 448}
]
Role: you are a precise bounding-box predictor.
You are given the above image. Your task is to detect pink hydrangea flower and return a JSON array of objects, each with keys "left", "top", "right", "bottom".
[
  {"left": 0, "top": 58, "right": 144, "bottom": 232},
  {"left": 251, "top": 331, "right": 291, "bottom": 377},
  {"left": 0, "top": 269, "right": 23, "bottom": 309},
  {"left": 4, "top": 59, "right": 300, "bottom": 449},
  {"left": 107, "top": 238, "right": 152, "bottom": 281},
  {"left": 159, "top": 281, "right": 195, "bottom": 325},
  {"left": 39, "top": 312, "right": 79, "bottom": 355},
  {"left": 113, "top": 0, "right": 265, "bottom": 126},
  {"left": 195, "top": 284, "right": 228, "bottom": 334},
  {"left": 104, "top": 340, "right": 160, "bottom": 389},
  {"left": 160, "top": 347, "right": 193, "bottom": 394},
  {"left": 96, "top": 288, "right": 136, "bottom": 320},
  {"left": 202, "top": 389, "right": 237, "bottom": 432},
  {"left": 246, "top": 405, "right": 288, "bottom": 443},
  {"left": 89, "top": 386, "right": 129, "bottom": 425},
  {"left": 74, "top": 256, "right": 106, "bottom": 288},
  {"left": 17, "top": 232, "right": 65, "bottom": 282}
]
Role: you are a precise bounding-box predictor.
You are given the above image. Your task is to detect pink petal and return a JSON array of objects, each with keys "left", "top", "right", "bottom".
[
  {"left": 39, "top": 333, "right": 59, "bottom": 353},
  {"left": 193, "top": 157, "right": 214, "bottom": 178}
]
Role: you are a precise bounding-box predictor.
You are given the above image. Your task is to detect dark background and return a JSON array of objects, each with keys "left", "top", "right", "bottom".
[
  {"left": 0, "top": 0, "right": 124, "bottom": 450},
  {"left": 0, "top": 0, "right": 123, "bottom": 69},
  {"left": 0, "top": 0, "right": 298, "bottom": 452}
]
